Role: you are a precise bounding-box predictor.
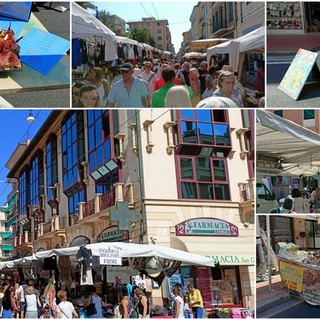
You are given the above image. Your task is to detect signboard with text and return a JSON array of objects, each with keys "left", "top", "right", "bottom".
[
  {"left": 176, "top": 217, "right": 238, "bottom": 237},
  {"left": 99, "top": 246, "right": 122, "bottom": 265},
  {"left": 97, "top": 225, "right": 129, "bottom": 243}
]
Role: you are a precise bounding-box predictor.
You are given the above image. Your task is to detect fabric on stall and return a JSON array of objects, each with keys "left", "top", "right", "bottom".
[
  {"left": 133, "top": 45, "right": 139, "bottom": 58},
  {"left": 80, "top": 39, "right": 88, "bottom": 64},
  {"left": 123, "top": 44, "right": 128, "bottom": 59},
  {"left": 72, "top": 38, "right": 82, "bottom": 68},
  {"left": 117, "top": 44, "right": 125, "bottom": 59},
  {"left": 145, "top": 279, "right": 152, "bottom": 293},
  {"left": 76, "top": 246, "right": 93, "bottom": 283},
  {"left": 139, "top": 270, "right": 166, "bottom": 286},
  {"left": 105, "top": 41, "right": 118, "bottom": 61},
  {"left": 80, "top": 267, "right": 93, "bottom": 285},
  {"left": 128, "top": 45, "right": 135, "bottom": 60},
  {"left": 43, "top": 257, "right": 58, "bottom": 270},
  {"left": 32, "top": 260, "right": 44, "bottom": 278},
  {"left": 59, "top": 256, "right": 72, "bottom": 285}
]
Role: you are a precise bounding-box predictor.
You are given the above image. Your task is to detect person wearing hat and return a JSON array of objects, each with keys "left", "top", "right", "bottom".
[
  {"left": 107, "top": 62, "right": 149, "bottom": 108},
  {"left": 139, "top": 61, "right": 157, "bottom": 105}
]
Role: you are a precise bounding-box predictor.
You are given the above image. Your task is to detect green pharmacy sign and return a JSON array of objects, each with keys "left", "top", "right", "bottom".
[{"left": 175, "top": 217, "right": 238, "bottom": 237}]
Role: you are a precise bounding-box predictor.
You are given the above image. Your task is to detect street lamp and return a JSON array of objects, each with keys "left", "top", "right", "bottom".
[{"left": 27, "top": 110, "right": 35, "bottom": 123}]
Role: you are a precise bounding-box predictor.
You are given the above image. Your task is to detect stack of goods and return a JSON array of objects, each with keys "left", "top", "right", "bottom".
[{"left": 0, "top": 28, "right": 22, "bottom": 71}]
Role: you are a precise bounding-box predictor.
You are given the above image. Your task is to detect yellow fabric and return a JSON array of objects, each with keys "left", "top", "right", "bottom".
[{"left": 188, "top": 289, "right": 203, "bottom": 308}]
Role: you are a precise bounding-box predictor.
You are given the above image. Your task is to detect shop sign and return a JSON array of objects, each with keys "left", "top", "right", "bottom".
[
  {"left": 176, "top": 217, "right": 238, "bottom": 237},
  {"left": 206, "top": 255, "right": 255, "bottom": 265},
  {"left": 106, "top": 266, "right": 131, "bottom": 283},
  {"left": 70, "top": 236, "right": 90, "bottom": 247},
  {"left": 99, "top": 246, "right": 122, "bottom": 265},
  {"left": 97, "top": 226, "right": 129, "bottom": 242}
]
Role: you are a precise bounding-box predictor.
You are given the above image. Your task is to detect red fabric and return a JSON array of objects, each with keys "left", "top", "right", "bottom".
[{"left": 154, "top": 77, "right": 180, "bottom": 90}]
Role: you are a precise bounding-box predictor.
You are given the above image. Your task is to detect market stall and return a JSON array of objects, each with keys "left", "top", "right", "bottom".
[
  {"left": 278, "top": 242, "right": 320, "bottom": 306},
  {"left": 207, "top": 26, "right": 265, "bottom": 76}
]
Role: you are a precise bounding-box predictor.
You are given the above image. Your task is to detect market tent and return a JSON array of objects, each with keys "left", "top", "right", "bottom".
[
  {"left": 72, "top": 2, "right": 115, "bottom": 41},
  {"left": 0, "top": 242, "right": 216, "bottom": 270},
  {"left": 256, "top": 110, "right": 320, "bottom": 176},
  {"left": 207, "top": 26, "right": 265, "bottom": 72}
]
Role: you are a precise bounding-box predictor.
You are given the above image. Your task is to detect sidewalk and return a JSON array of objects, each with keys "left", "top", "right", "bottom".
[
  {"left": 256, "top": 274, "right": 292, "bottom": 315},
  {"left": 267, "top": 34, "right": 320, "bottom": 55}
]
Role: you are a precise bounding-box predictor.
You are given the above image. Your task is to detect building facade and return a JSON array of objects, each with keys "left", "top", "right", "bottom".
[
  {"left": 7, "top": 109, "right": 255, "bottom": 309},
  {"left": 236, "top": 2, "right": 265, "bottom": 36},
  {"left": 267, "top": 2, "right": 320, "bottom": 34},
  {"left": 127, "top": 17, "right": 174, "bottom": 52},
  {"left": 108, "top": 14, "right": 126, "bottom": 35}
]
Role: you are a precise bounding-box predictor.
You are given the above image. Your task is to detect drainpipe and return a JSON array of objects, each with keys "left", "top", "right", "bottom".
[{"left": 135, "top": 111, "right": 147, "bottom": 244}]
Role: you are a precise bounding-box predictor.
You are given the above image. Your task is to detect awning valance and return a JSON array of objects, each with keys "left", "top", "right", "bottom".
[{"left": 170, "top": 236, "right": 254, "bottom": 266}]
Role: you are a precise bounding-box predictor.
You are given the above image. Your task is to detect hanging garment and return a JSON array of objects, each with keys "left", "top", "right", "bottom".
[
  {"left": 72, "top": 38, "right": 82, "bottom": 68},
  {"left": 105, "top": 41, "right": 118, "bottom": 61}
]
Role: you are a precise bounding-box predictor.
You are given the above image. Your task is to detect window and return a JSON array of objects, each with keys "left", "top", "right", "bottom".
[
  {"left": 61, "top": 112, "right": 86, "bottom": 216},
  {"left": 175, "top": 110, "right": 231, "bottom": 200},
  {"left": 178, "top": 156, "right": 230, "bottom": 200},
  {"left": 19, "top": 169, "right": 29, "bottom": 217},
  {"left": 274, "top": 110, "right": 283, "bottom": 117},
  {"left": 46, "top": 134, "right": 58, "bottom": 206},
  {"left": 87, "top": 110, "right": 120, "bottom": 194},
  {"left": 303, "top": 110, "right": 315, "bottom": 120},
  {"left": 30, "top": 151, "right": 44, "bottom": 207},
  {"left": 158, "top": 36, "right": 162, "bottom": 41},
  {"left": 229, "top": 2, "right": 234, "bottom": 21}
]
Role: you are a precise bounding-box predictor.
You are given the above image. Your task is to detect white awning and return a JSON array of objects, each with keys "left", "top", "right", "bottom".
[
  {"left": 257, "top": 110, "right": 320, "bottom": 176},
  {"left": 0, "top": 242, "right": 216, "bottom": 270},
  {"left": 170, "top": 236, "right": 254, "bottom": 266},
  {"left": 72, "top": 3, "right": 115, "bottom": 41}
]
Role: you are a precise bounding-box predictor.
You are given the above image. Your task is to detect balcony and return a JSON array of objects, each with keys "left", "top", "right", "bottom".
[
  {"left": 38, "top": 215, "right": 63, "bottom": 237},
  {"left": 80, "top": 183, "right": 134, "bottom": 219},
  {"left": 14, "top": 231, "right": 32, "bottom": 246}
]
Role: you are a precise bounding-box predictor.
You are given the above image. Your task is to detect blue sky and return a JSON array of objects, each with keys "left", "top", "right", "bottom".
[
  {"left": 0, "top": 110, "right": 51, "bottom": 206},
  {"left": 93, "top": 1, "right": 198, "bottom": 52}
]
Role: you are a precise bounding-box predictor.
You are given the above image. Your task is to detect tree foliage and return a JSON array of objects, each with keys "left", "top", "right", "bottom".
[{"left": 130, "top": 28, "right": 155, "bottom": 47}]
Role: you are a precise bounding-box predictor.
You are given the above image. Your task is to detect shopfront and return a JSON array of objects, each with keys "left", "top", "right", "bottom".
[
  {"left": 171, "top": 217, "right": 255, "bottom": 309},
  {"left": 267, "top": 2, "right": 320, "bottom": 34}
]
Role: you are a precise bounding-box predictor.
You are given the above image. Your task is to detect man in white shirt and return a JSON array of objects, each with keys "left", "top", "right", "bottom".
[{"left": 107, "top": 62, "right": 149, "bottom": 108}]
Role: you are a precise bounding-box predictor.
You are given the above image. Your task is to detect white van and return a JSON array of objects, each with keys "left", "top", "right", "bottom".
[{"left": 256, "top": 178, "right": 279, "bottom": 213}]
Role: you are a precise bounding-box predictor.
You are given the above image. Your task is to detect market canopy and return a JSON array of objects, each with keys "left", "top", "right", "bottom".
[
  {"left": 188, "top": 38, "right": 230, "bottom": 51},
  {"left": 0, "top": 242, "right": 216, "bottom": 270},
  {"left": 72, "top": 2, "right": 115, "bottom": 40},
  {"left": 183, "top": 52, "right": 207, "bottom": 59},
  {"left": 207, "top": 26, "right": 265, "bottom": 71},
  {"left": 256, "top": 110, "right": 320, "bottom": 176}
]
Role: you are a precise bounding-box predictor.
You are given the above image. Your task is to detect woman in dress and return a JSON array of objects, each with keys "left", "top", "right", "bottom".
[{"left": 172, "top": 286, "right": 184, "bottom": 318}]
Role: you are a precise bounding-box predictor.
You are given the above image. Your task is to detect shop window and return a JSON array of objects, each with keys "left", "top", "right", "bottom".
[
  {"left": 19, "top": 168, "right": 29, "bottom": 217},
  {"left": 30, "top": 150, "right": 44, "bottom": 207},
  {"left": 195, "top": 266, "right": 241, "bottom": 308}
]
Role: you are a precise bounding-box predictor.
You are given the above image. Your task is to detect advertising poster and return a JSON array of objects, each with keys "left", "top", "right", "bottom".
[{"left": 279, "top": 260, "right": 304, "bottom": 292}]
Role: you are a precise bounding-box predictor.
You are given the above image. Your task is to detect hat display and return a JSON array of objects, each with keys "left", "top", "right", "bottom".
[{"left": 120, "top": 62, "right": 134, "bottom": 70}]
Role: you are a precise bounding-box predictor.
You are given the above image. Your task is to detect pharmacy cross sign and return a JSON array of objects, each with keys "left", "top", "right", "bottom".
[{"left": 109, "top": 201, "right": 136, "bottom": 231}]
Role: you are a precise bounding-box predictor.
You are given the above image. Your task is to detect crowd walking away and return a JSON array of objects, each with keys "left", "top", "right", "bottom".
[
  {"left": 0, "top": 278, "right": 209, "bottom": 319},
  {"left": 72, "top": 58, "right": 265, "bottom": 108}
]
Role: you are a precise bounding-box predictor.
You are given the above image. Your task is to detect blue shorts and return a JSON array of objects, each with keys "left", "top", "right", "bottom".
[{"left": 19, "top": 301, "right": 26, "bottom": 312}]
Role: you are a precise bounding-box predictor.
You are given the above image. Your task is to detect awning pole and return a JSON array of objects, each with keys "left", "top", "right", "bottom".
[{"left": 266, "top": 215, "right": 273, "bottom": 292}]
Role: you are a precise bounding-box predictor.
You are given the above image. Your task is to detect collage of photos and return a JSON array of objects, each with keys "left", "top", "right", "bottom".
[{"left": 0, "top": 1, "right": 318, "bottom": 320}]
